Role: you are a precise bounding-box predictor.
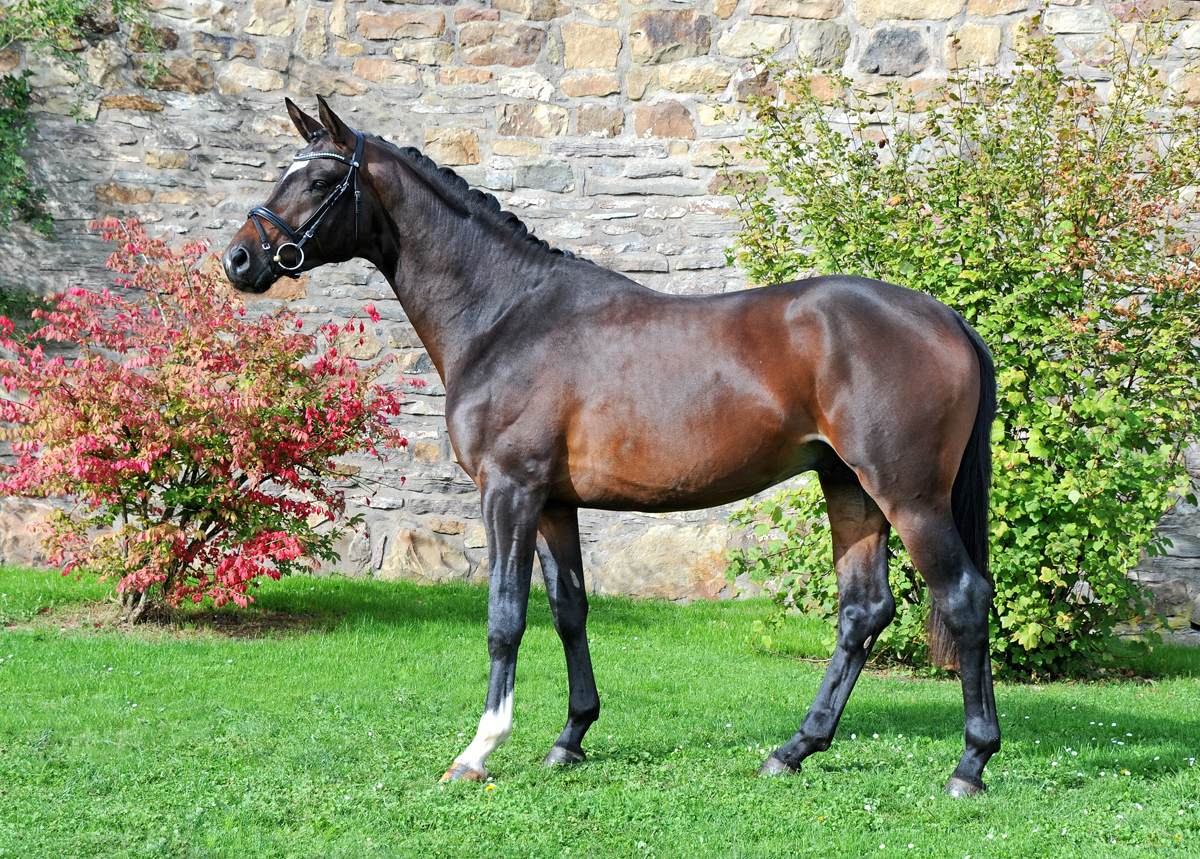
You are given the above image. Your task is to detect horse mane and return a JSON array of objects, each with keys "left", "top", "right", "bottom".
[{"left": 359, "top": 131, "right": 579, "bottom": 261}]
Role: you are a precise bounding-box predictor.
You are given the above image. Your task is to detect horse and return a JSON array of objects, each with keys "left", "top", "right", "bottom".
[{"left": 221, "top": 96, "right": 1001, "bottom": 798}]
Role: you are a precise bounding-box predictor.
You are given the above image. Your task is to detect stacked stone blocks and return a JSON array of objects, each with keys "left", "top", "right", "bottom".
[{"left": 2, "top": 0, "right": 1200, "bottom": 617}]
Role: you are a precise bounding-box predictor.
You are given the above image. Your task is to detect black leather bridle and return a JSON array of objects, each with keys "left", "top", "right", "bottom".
[{"left": 248, "top": 130, "right": 365, "bottom": 272}]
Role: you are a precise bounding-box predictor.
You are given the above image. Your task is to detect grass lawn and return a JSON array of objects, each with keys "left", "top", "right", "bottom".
[{"left": 0, "top": 566, "right": 1197, "bottom": 859}]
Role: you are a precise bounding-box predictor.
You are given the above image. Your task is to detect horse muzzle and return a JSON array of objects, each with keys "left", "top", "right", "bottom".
[{"left": 221, "top": 235, "right": 277, "bottom": 294}]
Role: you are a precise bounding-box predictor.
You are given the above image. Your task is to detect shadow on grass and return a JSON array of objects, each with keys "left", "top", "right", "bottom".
[
  {"left": 1122, "top": 641, "right": 1200, "bottom": 679},
  {"left": 817, "top": 696, "right": 1200, "bottom": 781},
  {"left": 252, "top": 574, "right": 752, "bottom": 635},
  {"left": 8, "top": 565, "right": 1198, "bottom": 687},
  {"left": 3, "top": 566, "right": 722, "bottom": 641},
  {"left": 254, "top": 576, "right": 492, "bottom": 629}
]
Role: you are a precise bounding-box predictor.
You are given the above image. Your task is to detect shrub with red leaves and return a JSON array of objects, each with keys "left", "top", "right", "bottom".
[{"left": 0, "top": 218, "right": 406, "bottom": 622}]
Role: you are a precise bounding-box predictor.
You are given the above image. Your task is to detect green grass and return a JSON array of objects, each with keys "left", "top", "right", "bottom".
[{"left": 1, "top": 566, "right": 1197, "bottom": 859}]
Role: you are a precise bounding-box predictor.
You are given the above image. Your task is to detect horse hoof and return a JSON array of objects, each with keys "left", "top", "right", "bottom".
[
  {"left": 945, "top": 776, "right": 986, "bottom": 798},
  {"left": 542, "top": 744, "right": 586, "bottom": 767},
  {"left": 758, "top": 755, "right": 799, "bottom": 777},
  {"left": 440, "top": 762, "right": 487, "bottom": 783}
]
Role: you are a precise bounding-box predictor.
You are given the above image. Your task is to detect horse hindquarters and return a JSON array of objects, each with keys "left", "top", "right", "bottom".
[
  {"left": 926, "top": 319, "right": 997, "bottom": 671},
  {"left": 863, "top": 316, "right": 999, "bottom": 794},
  {"left": 892, "top": 318, "right": 999, "bottom": 795},
  {"left": 764, "top": 310, "right": 999, "bottom": 795}
]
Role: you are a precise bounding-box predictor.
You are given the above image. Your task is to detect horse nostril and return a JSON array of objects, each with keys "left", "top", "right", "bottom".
[{"left": 227, "top": 246, "right": 250, "bottom": 276}]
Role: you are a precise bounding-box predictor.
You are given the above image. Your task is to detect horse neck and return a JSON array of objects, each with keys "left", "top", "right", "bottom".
[{"left": 367, "top": 158, "right": 558, "bottom": 387}]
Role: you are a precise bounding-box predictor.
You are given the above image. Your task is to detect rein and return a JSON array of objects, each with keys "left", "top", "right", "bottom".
[{"left": 248, "top": 130, "right": 365, "bottom": 272}]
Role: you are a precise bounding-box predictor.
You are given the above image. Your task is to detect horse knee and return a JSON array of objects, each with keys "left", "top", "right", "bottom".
[{"left": 487, "top": 620, "right": 526, "bottom": 660}]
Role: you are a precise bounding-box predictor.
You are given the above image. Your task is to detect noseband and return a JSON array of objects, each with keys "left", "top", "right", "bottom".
[{"left": 248, "top": 130, "right": 365, "bottom": 272}]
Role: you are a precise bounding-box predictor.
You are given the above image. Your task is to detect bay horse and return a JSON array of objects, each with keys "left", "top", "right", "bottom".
[{"left": 222, "top": 97, "right": 1000, "bottom": 797}]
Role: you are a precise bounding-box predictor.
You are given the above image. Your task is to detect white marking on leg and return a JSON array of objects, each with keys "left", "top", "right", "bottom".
[{"left": 455, "top": 693, "right": 514, "bottom": 773}]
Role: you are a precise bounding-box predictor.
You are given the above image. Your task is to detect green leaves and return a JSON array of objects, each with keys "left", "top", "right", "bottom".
[
  {"left": 1025, "top": 429, "right": 1050, "bottom": 460},
  {"left": 0, "top": 72, "right": 51, "bottom": 235},
  {"left": 730, "top": 22, "right": 1195, "bottom": 677}
]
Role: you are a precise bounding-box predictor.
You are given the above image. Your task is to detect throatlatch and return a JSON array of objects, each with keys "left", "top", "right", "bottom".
[{"left": 248, "top": 129, "right": 365, "bottom": 272}]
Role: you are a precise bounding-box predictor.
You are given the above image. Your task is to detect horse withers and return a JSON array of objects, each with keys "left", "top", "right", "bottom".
[{"left": 222, "top": 97, "right": 1001, "bottom": 798}]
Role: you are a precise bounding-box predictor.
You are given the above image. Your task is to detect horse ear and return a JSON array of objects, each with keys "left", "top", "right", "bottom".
[
  {"left": 316, "top": 95, "right": 353, "bottom": 148},
  {"left": 286, "top": 98, "right": 324, "bottom": 142}
]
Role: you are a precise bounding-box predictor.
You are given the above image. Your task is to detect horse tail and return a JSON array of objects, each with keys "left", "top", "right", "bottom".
[{"left": 927, "top": 315, "right": 996, "bottom": 670}]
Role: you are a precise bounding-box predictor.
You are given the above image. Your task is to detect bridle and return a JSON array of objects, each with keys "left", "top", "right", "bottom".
[{"left": 248, "top": 129, "right": 365, "bottom": 272}]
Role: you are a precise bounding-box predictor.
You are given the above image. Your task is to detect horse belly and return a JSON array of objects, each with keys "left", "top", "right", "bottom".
[{"left": 556, "top": 400, "right": 826, "bottom": 512}]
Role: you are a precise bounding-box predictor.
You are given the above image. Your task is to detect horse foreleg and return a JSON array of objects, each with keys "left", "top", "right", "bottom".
[
  {"left": 441, "top": 475, "right": 543, "bottom": 782},
  {"left": 762, "top": 468, "right": 894, "bottom": 776},
  {"left": 536, "top": 506, "right": 600, "bottom": 767},
  {"left": 893, "top": 508, "right": 1000, "bottom": 796}
]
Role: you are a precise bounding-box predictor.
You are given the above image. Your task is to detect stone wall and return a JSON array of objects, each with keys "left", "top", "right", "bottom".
[
  {"left": 1129, "top": 445, "right": 1200, "bottom": 634},
  {"left": 2, "top": 0, "right": 1200, "bottom": 619}
]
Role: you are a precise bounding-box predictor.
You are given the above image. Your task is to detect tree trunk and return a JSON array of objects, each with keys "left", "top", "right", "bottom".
[
  {"left": 927, "top": 604, "right": 960, "bottom": 671},
  {"left": 120, "top": 587, "right": 152, "bottom": 624}
]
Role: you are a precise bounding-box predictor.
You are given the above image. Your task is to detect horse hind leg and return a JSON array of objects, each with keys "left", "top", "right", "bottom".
[
  {"left": 890, "top": 505, "right": 999, "bottom": 796},
  {"left": 762, "top": 464, "right": 895, "bottom": 776},
  {"left": 536, "top": 506, "right": 600, "bottom": 767}
]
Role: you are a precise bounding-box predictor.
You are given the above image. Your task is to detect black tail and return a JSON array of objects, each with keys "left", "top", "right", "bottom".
[
  {"left": 951, "top": 317, "right": 996, "bottom": 584},
  {"left": 928, "top": 316, "right": 996, "bottom": 669}
]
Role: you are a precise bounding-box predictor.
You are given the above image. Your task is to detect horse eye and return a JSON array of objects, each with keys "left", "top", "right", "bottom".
[{"left": 311, "top": 179, "right": 329, "bottom": 193}]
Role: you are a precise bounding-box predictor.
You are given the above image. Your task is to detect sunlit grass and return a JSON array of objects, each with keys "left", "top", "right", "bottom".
[{"left": 1, "top": 565, "right": 1197, "bottom": 858}]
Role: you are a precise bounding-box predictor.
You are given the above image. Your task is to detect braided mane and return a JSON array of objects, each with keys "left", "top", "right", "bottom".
[{"left": 363, "top": 132, "right": 577, "bottom": 261}]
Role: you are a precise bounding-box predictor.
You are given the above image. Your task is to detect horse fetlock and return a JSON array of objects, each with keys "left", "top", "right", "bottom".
[
  {"left": 452, "top": 694, "right": 514, "bottom": 777},
  {"left": 970, "top": 721, "right": 1001, "bottom": 745},
  {"left": 792, "top": 734, "right": 832, "bottom": 758},
  {"left": 569, "top": 701, "right": 601, "bottom": 727},
  {"left": 966, "top": 728, "right": 1002, "bottom": 758}
]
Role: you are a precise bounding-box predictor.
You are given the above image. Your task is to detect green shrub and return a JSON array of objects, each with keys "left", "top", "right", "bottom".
[
  {"left": 0, "top": 72, "right": 50, "bottom": 235},
  {"left": 727, "top": 20, "right": 1200, "bottom": 677}
]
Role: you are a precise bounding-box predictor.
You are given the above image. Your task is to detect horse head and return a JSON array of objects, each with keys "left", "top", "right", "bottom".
[{"left": 222, "top": 97, "right": 374, "bottom": 293}]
